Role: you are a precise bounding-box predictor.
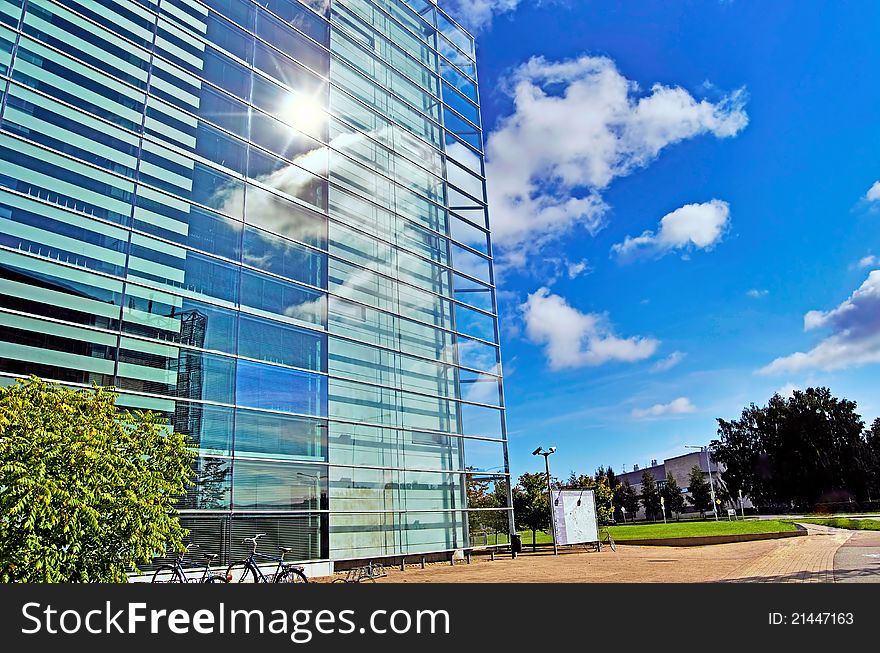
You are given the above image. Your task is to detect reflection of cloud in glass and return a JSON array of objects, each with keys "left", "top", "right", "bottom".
[
  {"left": 283, "top": 294, "right": 327, "bottom": 324},
  {"left": 463, "top": 368, "right": 501, "bottom": 405}
]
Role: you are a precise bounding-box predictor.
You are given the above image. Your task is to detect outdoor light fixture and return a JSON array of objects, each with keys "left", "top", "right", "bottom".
[
  {"left": 685, "top": 444, "right": 719, "bottom": 521},
  {"left": 532, "top": 446, "right": 559, "bottom": 555}
]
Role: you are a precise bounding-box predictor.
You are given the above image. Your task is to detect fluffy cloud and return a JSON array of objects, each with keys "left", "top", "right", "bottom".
[
  {"left": 760, "top": 271, "right": 880, "bottom": 374},
  {"left": 747, "top": 288, "right": 769, "bottom": 298},
  {"left": 567, "top": 259, "right": 591, "bottom": 279},
  {"left": 651, "top": 351, "right": 686, "bottom": 373},
  {"left": 775, "top": 383, "right": 800, "bottom": 398},
  {"left": 612, "top": 200, "right": 731, "bottom": 259},
  {"left": 443, "top": 0, "right": 524, "bottom": 30},
  {"left": 632, "top": 397, "right": 696, "bottom": 419},
  {"left": 485, "top": 55, "right": 747, "bottom": 257},
  {"left": 859, "top": 255, "right": 878, "bottom": 269},
  {"left": 867, "top": 181, "right": 880, "bottom": 202},
  {"left": 521, "top": 288, "right": 659, "bottom": 369}
]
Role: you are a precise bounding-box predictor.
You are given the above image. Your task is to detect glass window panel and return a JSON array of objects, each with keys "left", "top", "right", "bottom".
[
  {"left": 235, "top": 358, "right": 327, "bottom": 415},
  {"left": 256, "top": 9, "right": 328, "bottom": 74},
  {"left": 192, "top": 162, "right": 245, "bottom": 217},
  {"left": 250, "top": 109, "right": 329, "bottom": 175},
  {"left": 233, "top": 460, "right": 326, "bottom": 510},
  {"left": 203, "top": 0, "right": 255, "bottom": 30},
  {"left": 234, "top": 408, "right": 327, "bottom": 460},
  {"left": 116, "top": 340, "right": 237, "bottom": 404},
  {"left": 245, "top": 183, "right": 328, "bottom": 248},
  {"left": 460, "top": 403, "right": 503, "bottom": 439},
  {"left": 459, "top": 369, "right": 501, "bottom": 407},
  {"left": 165, "top": 402, "right": 235, "bottom": 456},
  {"left": 453, "top": 273, "right": 494, "bottom": 313},
  {"left": 449, "top": 214, "right": 488, "bottom": 255},
  {"left": 180, "top": 456, "right": 232, "bottom": 510},
  {"left": 121, "top": 285, "right": 238, "bottom": 354},
  {"left": 456, "top": 335, "right": 498, "bottom": 373},
  {"left": 201, "top": 47, "right": 251, "bottom": 100},
  {"left": 240, "top": 267, "right": 327, "bottom": 326},
  {"left": 0, "top": 248, "right": 123, "bottom": 329},
  {"left": 248, "top": 147, "right": 329, "bottom": 212},
  {"left": 463, "top": 438, "right": 507, "bottom": 474},
  {"left": 238, "top": 312, "right": 325, "bottom": 371},
  {"left": 0, "top": 310, "right": 116, "bottom": 385},
  {"left": 134, "top": 189, "right": 243, "bottom": 261},
  {"left": 451, "top": 243, "right": 490, "bottom": 283},
  {"left": 257, "top": 0, "right": 331, "bottom": 43},
  {"left": 454, "top": 303, "right": 495, "bottom": 342},
  {"left": 242, "top": 224, "right": 325, "bottom": 286}
]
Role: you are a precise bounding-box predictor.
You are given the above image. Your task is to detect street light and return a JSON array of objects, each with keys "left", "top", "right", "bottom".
[
  {"left": 685, "top": 445, "right": 718, "bottom": 521},
  {"left": 532, "top": 446, "right": 558, "bottom": 555}
]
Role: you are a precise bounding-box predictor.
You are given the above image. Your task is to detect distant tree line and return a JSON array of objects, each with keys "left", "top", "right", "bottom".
[{"left": 711, "top": 387, "right": 880, "bottom": 511}]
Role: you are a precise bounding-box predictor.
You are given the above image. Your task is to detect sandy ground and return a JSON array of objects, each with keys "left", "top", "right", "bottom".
[{"left": 318, "top": 526, "right": 864, "bottom": 583}]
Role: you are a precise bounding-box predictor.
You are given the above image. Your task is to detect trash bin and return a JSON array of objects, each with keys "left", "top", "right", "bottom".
[{"left": 511, "top": 533, "right": 522, "bottom": 555}]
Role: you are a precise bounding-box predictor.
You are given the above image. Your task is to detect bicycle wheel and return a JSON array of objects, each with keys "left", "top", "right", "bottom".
[
  {"left": 152, "top": 565, "right": 184, "bottom": 584},
  {"left": 204, "top": 574, "right": 229, "bottom": 584},
  {"left": 275, "top": 567, "right": 308, "bottom": 584},
  {"left": 226, "top": 561, "right": 259, "bottom": 583}
]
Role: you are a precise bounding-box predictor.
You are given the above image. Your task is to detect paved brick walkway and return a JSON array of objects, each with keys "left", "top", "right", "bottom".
[
  {"left": 721, "top": 524, "right": 852, "bottom": 583},
  {"left": 341, "top": 525, "right": 854, "bottom": 584}
]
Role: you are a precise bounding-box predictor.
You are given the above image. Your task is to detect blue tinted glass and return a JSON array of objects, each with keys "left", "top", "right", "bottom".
[{"left": 235, "top": 358, "right": 327, "bottom": 415}]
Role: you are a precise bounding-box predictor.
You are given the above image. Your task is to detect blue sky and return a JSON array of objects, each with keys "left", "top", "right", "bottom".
[{"left": 445, "top": 1, "right": 880, "bottom": 479}]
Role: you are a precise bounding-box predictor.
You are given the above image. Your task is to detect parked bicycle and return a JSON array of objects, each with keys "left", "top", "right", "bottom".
[
  {"left": 152, "top": 544, "right": 230, "bottom": 583},
  {"left": 226, "top": 533, "right": 308, "bottom": 583}
]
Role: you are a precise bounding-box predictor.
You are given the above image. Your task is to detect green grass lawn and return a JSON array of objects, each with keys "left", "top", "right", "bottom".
[
  {"left": 506, "top": 519, "right": 799, "bottom": 546},
  {"left": 793, "top": 518, "right": 880, "bottom": 531}
]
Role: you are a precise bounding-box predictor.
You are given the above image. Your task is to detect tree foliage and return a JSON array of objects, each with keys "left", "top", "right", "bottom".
[
  {"left": 0, "top": 377, "right": 195, "bottom": 582},
  {"left": 466, "top": 470, "right": 508, "bottom": 537},
  {"left": 615, "top": 479, "right": 640, "bottom": 519},
  {"left": 561, "top": 472, "right": 613, "bottom": 522},
  {"left": 687, "top": 465, "right": 712, "bottom": 516},
  {"left": 711, "top": 387, "right": 873, "bottom": 510},
  {"left": 639, "top": 471, "right": 662, "bottom": 521},
  {"left": 512, "top": 472, "right": 550, "bottom": 547},
  {"left": 662, "top": 471, "right": 687, "bottom": 518}
]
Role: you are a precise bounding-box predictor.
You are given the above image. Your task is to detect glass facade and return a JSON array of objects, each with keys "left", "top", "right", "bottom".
[{"left": 0, "top": 0, "right": 510, "bottom": 564}]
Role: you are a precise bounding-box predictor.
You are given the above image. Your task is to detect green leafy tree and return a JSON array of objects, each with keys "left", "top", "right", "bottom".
[
  {"left": 640, "top": 471, "right": 662, "bottom": 521},
  {"left": 466, "top": 469, "right": 508, "bottom": 540},
  {"left": 513, "top": 472, "right": 550, "bottom": 550},
  {"left": 712, "top": 387, "right": 871, "bottom": 510},
  {"left": 688, "top": 465, "right": 712, "bottom": 517},
  {"left": 662, "top": 472, "right": 687, "bottom": 519},
  {"left": 561, "top": 472, "right": 613, "bottom": 522},
  {"left": 615, "top": 479, "right": 640, "bottom": 520},
  {"left": 0, "top": 377, "right": 195, "bottom": 583}
]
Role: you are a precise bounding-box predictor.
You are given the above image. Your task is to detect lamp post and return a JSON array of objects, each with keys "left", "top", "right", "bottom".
[
  {"left": 686, "top": 445, "right": 718, "bottom": 521},
  {"left": 532, "top": 446, "right": 558, "bottom": 555}
]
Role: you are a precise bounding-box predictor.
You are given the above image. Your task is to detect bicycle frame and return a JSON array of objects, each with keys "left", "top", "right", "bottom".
[{"left": 241, "top": 551, "right": 288, "bottom": 582}]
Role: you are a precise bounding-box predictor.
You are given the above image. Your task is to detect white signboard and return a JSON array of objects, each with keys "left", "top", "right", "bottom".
[{"left": 551, "top": 489, "right": 600, "bottom": 546}]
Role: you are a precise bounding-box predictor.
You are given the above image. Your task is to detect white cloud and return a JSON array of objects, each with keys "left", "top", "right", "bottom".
[
  {"left": 612, "top": 200, "right": 731, "bottom": 259},
  {"left": 746, "top": 288, "right": 769, "bottom": 298},
  {"left": 567, "top": 259, "right": 591, "bottom": 279},
  {"left": 521, "top": 288, "right": 659, "bottom": 370},
  {"left": 867, "top": 181, "right": 880, "bottom": 202},
  {"left": 632, "top": 397, "right": 696, "bottom": 419},
  {"left": 651, "top": 351, "right": 686, "bottom": 373},
  {"left": 443, "top": 0, "right": 524, "bottom": 30},
  {"left": 485, "top": 55, "right": 747, "bottom": 258},
  {"left": 775, "top": 383, "right": 800, "bottom": 398},
  {"left": 858, "top": 255, "right": 877, "bottom": 269},
  {"left": 760, "top": 271, "right": 880, "bottom": 374}
]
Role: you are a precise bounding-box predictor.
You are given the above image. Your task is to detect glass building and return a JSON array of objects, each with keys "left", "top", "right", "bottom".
[{"left": 0, "top": 0, "right": 510, "bottom": 568}]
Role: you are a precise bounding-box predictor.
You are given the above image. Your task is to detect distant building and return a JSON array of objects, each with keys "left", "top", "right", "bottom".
[{"left": 617, "top": 451, "right": 752, "bottom": 520}]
